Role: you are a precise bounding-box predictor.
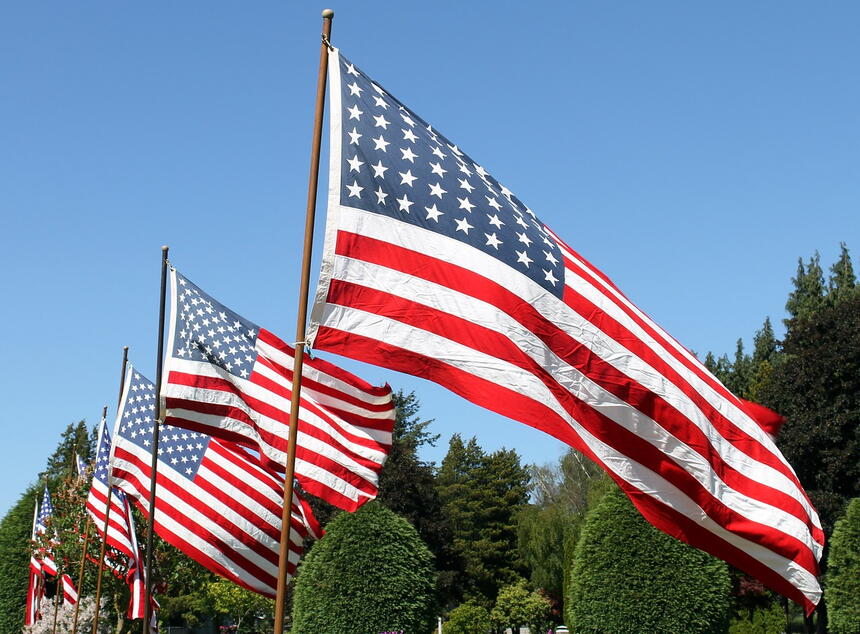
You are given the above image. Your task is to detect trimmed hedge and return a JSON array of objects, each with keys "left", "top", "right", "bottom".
[
  {"left": 568, "top": 486, "right": 731, "bottom": 633},
  {"left": 292, "top": 501, "right": 436, "bottom": 634},
  {"left": 443, "top": 601, "right": 491, "bottom": 634},
  {"left": 827, "top": 498, "right": 860, "bottom": 634}
]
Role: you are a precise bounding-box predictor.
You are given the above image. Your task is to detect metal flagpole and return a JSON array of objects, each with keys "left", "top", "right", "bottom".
[
  {"left": 92, "top": 346, "right": 129, "bottom": 634},
  {"left": 50, "top": 561, "right": 62, "bottom": 634},
  {"left": 70, "top": 405, "right": 106, "bottom": 634},
  {"left": 272, "top": 10, "right": 333, "bottom": 634},
  {"left": 144, "top": 245, "right": 169, "bottom": 632}
]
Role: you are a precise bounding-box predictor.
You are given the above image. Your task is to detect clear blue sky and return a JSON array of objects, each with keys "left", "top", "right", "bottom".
[{"left": 2, "top": 2, "right": 858, "bottom": 517}]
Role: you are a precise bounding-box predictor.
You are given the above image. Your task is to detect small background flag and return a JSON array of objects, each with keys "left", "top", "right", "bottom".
[
  {"left": 110, "top": 366, "right": 323, "bottom": 597},
  {"left": 307, "top": 48, "right": 824, "bottom": 612},
  {"left": 35, "top": 485, "right": 58, "bottom": 577}
]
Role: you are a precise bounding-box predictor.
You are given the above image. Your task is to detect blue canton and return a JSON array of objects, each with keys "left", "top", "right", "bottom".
[
  {"left": 36, "top": 485, "right": 53, "bottom": 532},
  {"left": 117, "top": 370, "right": 211, "bottom": 481},
  {"left": 93, "top": 425, "right": 114, "bottom": 486},
  {"left": 337, "top": 53, "right": 564, "bottom": 298},
  {"left": 171, "top": 270, "right": 260, "bottom": 380}
]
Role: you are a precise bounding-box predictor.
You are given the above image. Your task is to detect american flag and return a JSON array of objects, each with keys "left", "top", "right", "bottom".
[
  {"left": 85, "top": 417, "right": 147, "bottom": 619},
  {"left": 161, "top": 267, "right": 396, "bottom": 511},
  {"left": 110, "top": 366, "right": 323, "bottom": 597},
  {"left": 25, "top": 501, "right": 43, "bottom": 625},
  {"left": 306, "top": 49, "right": 825, "bottom": 612},
  {"left": 35, "top": 485, "right": 58, "bottom": 577},
  {"left": 75, "top": 452, "right": 89, "bottom": 480},
  {"left": 60, "top": 573, "right": 78, "bottom": 605}
]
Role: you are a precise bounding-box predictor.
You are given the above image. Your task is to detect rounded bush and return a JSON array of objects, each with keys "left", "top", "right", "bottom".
[
  {"left": 292, "top": 501, "right": 436, "bottom": 634},
  {"left": 443, "top": 601, "right": 491, "bottom": 634},
  {"left": 568, "top": 486, "right": 731, "bottom": 633}
]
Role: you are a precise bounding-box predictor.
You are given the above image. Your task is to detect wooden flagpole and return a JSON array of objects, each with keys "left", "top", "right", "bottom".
[
  {"left": 70, "top": 405, "right": 106, "bottom": 634},
  {"left": 272, "top": 9, "right": 333, "bottom": 633},
  {"left": 144, "top": 245, "right": 169, "bottom": 633},
  {"left": 91, "top": 346, "right": 129, "bottom": 634},
  {"left": 50, "top": 560, "right": 62, "bottom": 634}
]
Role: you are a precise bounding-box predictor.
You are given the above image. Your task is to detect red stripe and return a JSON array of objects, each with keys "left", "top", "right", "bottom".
[{"left": 313, "top": 325, "right": 819, "bottom": 580}]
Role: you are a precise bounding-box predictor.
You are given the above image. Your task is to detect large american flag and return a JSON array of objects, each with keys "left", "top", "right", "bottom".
[
  {"left": 86, "top": 417, "right": 147, "bottom": 619},
  {"left": 110, "top": 366, "right": 323, "bottom": 597},
  {"left": 306, "top": 48, "right": 825, "bottom": 611},
  {"left": 161, "top": 268, "right": 396, "bottom": 511}
]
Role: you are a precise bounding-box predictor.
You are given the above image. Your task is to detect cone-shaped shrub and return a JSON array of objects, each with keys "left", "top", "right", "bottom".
[
  {"left": 292, "top": 501, "right": 436, "bottom": 634},
  {"left": 568, "top": 486, "right": 731, "bottom": 633}
]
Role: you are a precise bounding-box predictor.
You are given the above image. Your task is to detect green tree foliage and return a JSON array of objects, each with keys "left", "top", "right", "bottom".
[
  {"left": 443, "top": 601, "right": 491, "bottom": 634},
  {"left": 826, "top": 498, "right": 860, "bottom": 634},
  {"left": 828, "top": 242, "right": 857, "bottom": 304},
  {"left": 518, "top": 450, "right": 609, "bottom": 605},
  {"left": 786, "top": 252, "right": 827, "bottom": 321},
  {"left": 728, "top": 600, "right": 787, "bottom": 634},
  {"left": 292, "top": 501, "right": 436, "bottom": 634},
  {"left": 490, "top": 579, "right": 552, "bottom": 633},
  {"left": 568, "top": 486, "right": 731, "bottom": 633},
  {"left": 760, "top": 292, "right": 860, "bottom": 533},
  {"left": 0, "top": 485, "right": 39, "bottom": 633},
  {"left": 437, "top": 435, "right": 529, "bottom": 605},
  {"left": 45, "top": 420, "right": 94, "bottom": 478},
  {"left": 207, "top": 579, "right": 273, "bottom": 632},
  {"left": 377, "top": 391, "right": 458, "bottom": 606}
]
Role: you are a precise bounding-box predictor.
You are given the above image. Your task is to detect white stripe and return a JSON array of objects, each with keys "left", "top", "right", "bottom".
[{"left": 318, "top": 300, "right": 821, "bottom": 559}]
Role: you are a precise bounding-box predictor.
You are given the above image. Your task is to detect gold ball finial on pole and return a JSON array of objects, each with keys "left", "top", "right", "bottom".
[{"left": 322, "top": 8, "right": 334, "bottom": 18}]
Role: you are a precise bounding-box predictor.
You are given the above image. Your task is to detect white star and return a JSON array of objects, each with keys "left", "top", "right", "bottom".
[
  {"left": 428, "top": 182, "right": 447, "bottom": 198},
  {"left": 448, "top": 144, "right": 463, "bottom": 156},
  {"left": 375, "top": 186, "right": 389, "bottom": 205},
  {"left": 426, "top": 125, "right": 438, "bottom": 141},
  {"left": 347, "top": 81, "right": 363, "bottom": 96},
  {"left": 400, "top": 147, "right": 418, "bottom": 163},
  {"left": 458, "top": 163, "right": 473, "bottom": 177},
  {"left": 348, "top": 127, "right": 362, "bottom": 145},
  {"left": 543, "top": 269, "right": 559, "bottom": 286},
  {"left": 346, "top": 63, "right": 359, "bottom": 76},
  {"left": 402, "top": 128, "right": 418, "bottom": 143},
  {"left": 373, "top": 95, "right": 388, "bottom": 109},
  {"left": 400, "top": 113, "right": 416, "bottom": 127},
  {"left": 458, "top": 178, "right": 474, "bottom": 193},
  {"left": 500, "top": 185, "right": 513, "bottom": 200},
  {"left": 347, "top": 155, "right": 364, "bottom": 172},
  {"left": 485, "top": 233, "right": 502, "bottom": 249},
  {"left": 347, "top": 104, "right": 363, "bottom": 120},
  {"left": 514, "top": 215, "right": 529, "bottom": 229},
  {"left": 399, "top": 170, "right": 417, "bottom": 187},
  {"left": 516, "top": 250, "right": 533, "bottom": 267},
  {"left": 486, "top": 196, "right": 502, "bottom": 211},
  {"left": 372, "top": 83, "right": 385, "bottom": 95},
  {"left": 396, "top": 194, "right": 414, "bottom": 213},
  {"left": 424, "top": 204, "right": 444, "bottom": 222},
  {"left": 429, "top": 162, "right": 447, "bottom": 177},
  {"left": 457, "top": 197, "right": 475, "bottom": 213},
  {"left": 487, "top": 213, "right": 504, "bottom": 229},
  {"left": 373, "top": 114, "right": 391, "bottom": 129},
  {"left": 517, "top": 232, "right": 533, "bottom": 247},
  {"left": 373, "top": 135, "right": 390, "bottom": 152},
  {"left": 455, "top": 217, "right": 474, "bottom": 234},
  {"left": 431, "top": 146, "right": 447, "bottom": 160},
  {"left": 544, "top": 250, "right": 559, "bottom": 265},
  {"left": 346, "top": 181, "right": 363, "bottom": 198},
  {"left": 371, "top": 160, "right": 388, "bottom": 178}
]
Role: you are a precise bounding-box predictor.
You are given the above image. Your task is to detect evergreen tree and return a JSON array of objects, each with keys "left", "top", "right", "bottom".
[
  {"left": 748, "top": 317, "right": 778, "bottom": 402},
  {"left": 437, "top": 435, "right": 529, "bottom": 605},
  {"left": 45, "top": 420, "right": 94, "bottom": 479},
  {"left": 0, "top": 485, "right": 38, "bottom": 633},
  {"left": 828, "top": 242, "right": 857, "bottom": 305},
  {"left": 760, "top": 293, "right": 860, "bottom": 534},
  {"left": 786, "top": 253, "right": 827, "bottom": 321}
]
